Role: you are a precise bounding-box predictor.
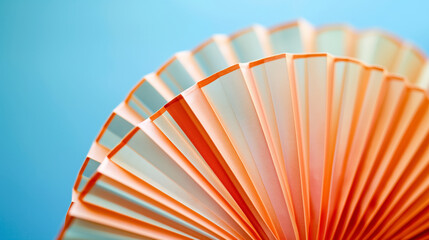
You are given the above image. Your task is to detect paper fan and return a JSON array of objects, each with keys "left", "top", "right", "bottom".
[
  {"left": 60, "top": 19, "right": 429, "bottom": 239},
  {"left": 59, "top": 53, "right": 429, "bottom": 240}
]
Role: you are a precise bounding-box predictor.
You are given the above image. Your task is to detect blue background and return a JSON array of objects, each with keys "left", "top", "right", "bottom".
[{"left": 0, "top": 0, "right": 428, "bottom": 239}]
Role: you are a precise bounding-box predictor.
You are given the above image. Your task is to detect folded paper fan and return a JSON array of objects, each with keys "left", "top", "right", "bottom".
[
  {"left": 60, "top": 19, "right": 429, "bottom": 240},
  {"left": 60, "top": 53, "right": 429, "bottom": 240}
]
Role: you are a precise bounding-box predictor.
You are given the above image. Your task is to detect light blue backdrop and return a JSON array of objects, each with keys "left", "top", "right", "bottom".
[{"left": 0, "top": 0, "right": 427, "bottom": 239}]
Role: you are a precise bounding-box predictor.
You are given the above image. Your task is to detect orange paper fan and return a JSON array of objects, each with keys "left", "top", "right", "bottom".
[{"left": 59, "top": 20, "right": 429, "bottom": 240}]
